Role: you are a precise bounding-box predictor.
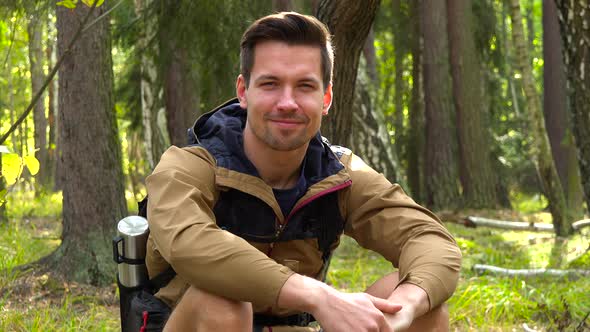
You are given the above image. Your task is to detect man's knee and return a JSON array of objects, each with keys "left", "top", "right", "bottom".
[{"left": 165, "top": 286, "right": 252, "bottom": 331}]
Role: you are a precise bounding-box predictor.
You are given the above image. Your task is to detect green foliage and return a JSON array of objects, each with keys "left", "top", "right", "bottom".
[
  {"left": 56, "top": 0, "right": 105, "bottom": 9},
  {"left": 510, "top": 191, "right": 549, "bottom": 213},
  {"left": 0, "top": 147, "right": 39, "bottom": 205},
  {"left": 0, "top": 218, "right": 58, "bottom": 272},
  {"left": 6, "top": 191, "right": 62, "bottom": 219},
  {"left": 0, "top": 299, "right": 118, "bottom": 332},
  {"left": 567, "top": 250, "right": 590, "bottom": 269}
]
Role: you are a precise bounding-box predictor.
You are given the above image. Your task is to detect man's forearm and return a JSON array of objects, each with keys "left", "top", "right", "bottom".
[
  {"left": 388, "top": 283, "right": 430, "bottom": 317},
  {"left": 276, "top": 273, "right": 327, "bottom": 313}
]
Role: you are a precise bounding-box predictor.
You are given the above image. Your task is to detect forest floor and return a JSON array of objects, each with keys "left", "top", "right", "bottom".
[{"left": 0, "top": 192, "right": 589, "bottom": 331}]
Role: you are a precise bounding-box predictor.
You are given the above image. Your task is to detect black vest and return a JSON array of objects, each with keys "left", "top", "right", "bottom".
[{"left": 213, "top": 186, "right": 345, "bottom": 263}]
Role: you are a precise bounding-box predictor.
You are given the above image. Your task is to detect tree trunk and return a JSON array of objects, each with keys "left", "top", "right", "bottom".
[
  {"left": 0, "top": 154, "right": 5, "bottom": 224},
  {"left": 27, "top": 18, "right": 50, "bottom": 190},
  {"left": 362, "top": 26, "right": 378, "bottom": 84},
  {"left": 316, "top": 0, "right": 379, "bottom": 147},
  {"left": 273, "top": 0, "right": 293, "bottom": 12},
  {"left": 135, "top": 0, "right": 168, "bottom": 170},
  {"left": 407, "top": 0, "right": 425, "bottom": 203},
  {"left": 555, "top": 0, "right": 590, "bottom": 218},
  {"left": 447, "top": 0, "right": 498, "bottom": 208},
  {"left": 352, "top": 52, "right": 402, "bottom": 185},
  {"left": 159, "top": 3, "right": 199, "bottom": 147},
  {"left": 509, "top": 0, "right": 570, "bottom": 236},
  {"left": 543, "top": 0, "right": 584, "bottom": 220},
  {"left": 46, "top": 18, "right": 58, "bottom": 191},
  {"left": 7, "top": 51, "right": 17, "bottom": 154},
  {"left": 392, "top": 0, "right": 405, "bottom": 162},
  {"left": 421, "top": 0, "right": 461, "bottom": 210},
  {"left": 55, "top": 2, "right": 127, "bottom": 285}
]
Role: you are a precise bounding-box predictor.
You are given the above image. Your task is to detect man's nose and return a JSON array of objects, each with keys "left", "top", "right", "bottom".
[{"left": 276, "top": 87, "right": 297, "bottom": 111}]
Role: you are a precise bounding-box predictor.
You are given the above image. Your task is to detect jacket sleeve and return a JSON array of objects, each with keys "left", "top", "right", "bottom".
[
  {"left": 342, "top": 153, "right": 462, "bottom": 309},
  {"left": 146, "top": 146, "right": 294, "bottom": 308}
]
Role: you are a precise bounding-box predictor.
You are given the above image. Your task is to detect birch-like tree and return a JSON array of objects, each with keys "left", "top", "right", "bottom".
[{"left": 509, "top": 0, "right": 570, "bottom": 236}]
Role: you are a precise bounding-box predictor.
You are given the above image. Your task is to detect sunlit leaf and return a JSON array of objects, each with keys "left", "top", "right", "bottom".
[
  {"left": 1, "top": 153, "right": 22, "bottom": 185},
  {"left": 81, "top": 0, "right": 104, "bottom": 7},
  {"left": 24, "top": 155, "right": 40, "bottom": 176},
  {"left": 56, "top": 0, "right": 78, "bottom": 9},
  {"left": 0, "top": 145, "right": 10, "bottom": 154}
]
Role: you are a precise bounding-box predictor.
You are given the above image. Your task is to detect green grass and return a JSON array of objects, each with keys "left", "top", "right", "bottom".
[
  {"left": 327, "top": 222, "right": 590, "bottom": 331},
  {"left": 1, "top": 190, "right": 590, "bottom": 330},
  {"left": 6, "top": 190, "right": 63, "bottom": 219}
]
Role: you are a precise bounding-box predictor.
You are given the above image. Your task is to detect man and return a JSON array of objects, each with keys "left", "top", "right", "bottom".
[{"left": 145, "top": 12, "right": 461, "bottom": 332}]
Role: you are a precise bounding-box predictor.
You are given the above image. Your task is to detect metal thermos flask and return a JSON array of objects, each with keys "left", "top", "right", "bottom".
[{"left": 113, "top": 215, "right": 149, "bottom": 288}]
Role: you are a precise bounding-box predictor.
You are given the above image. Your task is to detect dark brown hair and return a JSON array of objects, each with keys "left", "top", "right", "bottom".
[{"left": 240, "top": 12, "right": 334, "bottom": 91}]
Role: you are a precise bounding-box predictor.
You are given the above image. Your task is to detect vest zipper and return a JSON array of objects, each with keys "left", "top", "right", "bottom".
[
  {"left": 281, "top": 179, "right": 351, "bottom": 230},
  {"left": 268, "top": 179, "right": 352, "bottom": 257}
]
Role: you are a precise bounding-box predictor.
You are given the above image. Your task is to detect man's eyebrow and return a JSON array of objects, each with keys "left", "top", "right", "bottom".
[
  {"left": 254, "top": 75, "right": 279, "bottom": 82},
  {"left": 299, "top": 77, "right": 321, "bottom": 85}
]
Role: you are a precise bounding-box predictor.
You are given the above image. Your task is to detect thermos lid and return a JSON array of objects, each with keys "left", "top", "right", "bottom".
[{"left": 117, "top": 216, "right": 149, "bottom": 236}]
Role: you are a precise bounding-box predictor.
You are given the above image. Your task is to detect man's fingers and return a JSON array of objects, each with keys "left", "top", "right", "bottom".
[{"left": 370, "top": 296, "right": 403, "bottom": 314}]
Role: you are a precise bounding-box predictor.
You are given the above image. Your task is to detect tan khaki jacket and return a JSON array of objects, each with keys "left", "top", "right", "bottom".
[{"left": 146, "top": 143, "right": 461, "bottom": 314}]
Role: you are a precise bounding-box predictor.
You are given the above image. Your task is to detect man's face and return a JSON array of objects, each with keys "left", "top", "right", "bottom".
[{"left": 237, "top": 41, "right": 332, "bottom": 152}]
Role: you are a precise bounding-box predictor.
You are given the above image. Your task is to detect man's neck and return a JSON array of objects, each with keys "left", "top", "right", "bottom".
[{"left": 243, "top": 131, "right": 307, "bottom": 190}]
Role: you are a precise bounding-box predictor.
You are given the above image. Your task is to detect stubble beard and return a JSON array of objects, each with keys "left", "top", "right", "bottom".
[{"left": 258, "top": 127, "right": 311, "bottom": 151}]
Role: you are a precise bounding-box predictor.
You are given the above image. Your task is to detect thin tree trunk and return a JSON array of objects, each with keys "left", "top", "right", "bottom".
[
  {"left": 501, "top": 3, "right": 521, "bottom": 118},
  {"left": 407, "top": 0, "right": 425, "bottom": 203},
  {"left": 543, "top": 0, "right": 584, "bottom": 220},
  {"left": 392, "top": 0, "right": 405, "bottom": 161},
  {"left": 555, "top": 0, "right": 590, "bottom": 218},
  {"left": 46, "top": 18, "right": 57, "bottom": 191},
  {"left": 135, "top": 0, "right": 168, "bottom": 170},
  {"left": 447, "top": 0, "right": 498, "bottom": 208},
  {"left": 54, "top": 1, "right": 127, "bottom": 285},
  {"left": 317, "top": 0, "right": 379, "bottom": 147},
  {"left": 159, "top": 2, "right": 199, "bottom": 147},
  {"left": 421, "top": 0, "right": 461, "bottom": 210},
  {"left": 0, "top": 154, "right": 5, "bottom": 224},
  {"left": 362, "top": 26, "right": 378, "bottom": 84},
  {"left": 8, "top": 52, "right": 17, "bottom": 153},
  {"left": 353, "top": 50, "right": 402, "bottom": 185},
  {"left": 509, "top": 0, "right": 570, "bottom": 236},
  {"left": 27, "top": 17, "right": 49, "bottom": 191}
]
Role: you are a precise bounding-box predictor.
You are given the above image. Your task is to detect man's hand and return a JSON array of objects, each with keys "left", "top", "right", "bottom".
[
  {"left": 314, "top": 290, "right": 402, "bottom": 331},
  {"left": 383, "top": 283, "right": 430, "bottom": 331},
  {"left": 278, "top": 274, "right": 402, "bottom": 331},
  {"left": 384, "top": 305, "right": 415, "bottom": 331}
]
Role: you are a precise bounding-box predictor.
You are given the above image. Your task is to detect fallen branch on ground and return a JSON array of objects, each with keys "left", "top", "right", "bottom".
[
  {"left": 460, "top": 216, "right": 590, "bottom": 232},
  {"left": 473, "top": 264, "right": 590, "bottom": 278}
]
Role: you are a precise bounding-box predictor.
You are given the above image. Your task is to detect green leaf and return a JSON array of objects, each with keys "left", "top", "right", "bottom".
[
  {"left": 0, "top": 189, "right": 6, "bottom": 206},
  {"left": 24, "top": 155, "right": 40, "bottom": 176},
  {"left": 81, "top": 0, "right": 104, "bottom": 7},
  {"left": 1, "top": 153, "right": 22, "bottom": 185},
  {"left": 56, "top": 0, "right": 78, "bottom": 9},
  {"left": 0, "top": 145, "right": 10, "bottom": 153}
]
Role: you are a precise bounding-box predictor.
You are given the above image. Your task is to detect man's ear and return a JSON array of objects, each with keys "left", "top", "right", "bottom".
[
  {"left": 322, "top": 84, "right": 333, "bottom": 115},
  {"left": 236, "top": 74, "right": 248, "bottom": 109}
]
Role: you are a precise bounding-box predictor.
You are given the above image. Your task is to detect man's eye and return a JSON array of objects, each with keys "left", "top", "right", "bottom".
[{"left": 261, "top": 82, "right": 276, "bottom": 87}]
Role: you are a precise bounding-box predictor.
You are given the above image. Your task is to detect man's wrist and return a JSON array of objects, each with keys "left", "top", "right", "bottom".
[
  {"left": 388, "top": 282, "right": 430, "bottom": 316},
  {"left": 277, "top": 273, "right": 330, "bottom": 314}
]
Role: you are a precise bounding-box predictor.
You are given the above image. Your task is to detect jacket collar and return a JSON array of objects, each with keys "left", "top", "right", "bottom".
[{"left": 189, "top": 98, "right": 344, "bottom": 187}]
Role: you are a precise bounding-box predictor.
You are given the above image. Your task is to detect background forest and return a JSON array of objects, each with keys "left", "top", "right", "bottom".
[{"left": 0, "top": 0, "right": 589, "bottom": 331}]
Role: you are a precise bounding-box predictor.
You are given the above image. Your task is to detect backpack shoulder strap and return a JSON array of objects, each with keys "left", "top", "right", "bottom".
[{"left": 147, "top": 266, "right": 176, "bottom": 294}]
